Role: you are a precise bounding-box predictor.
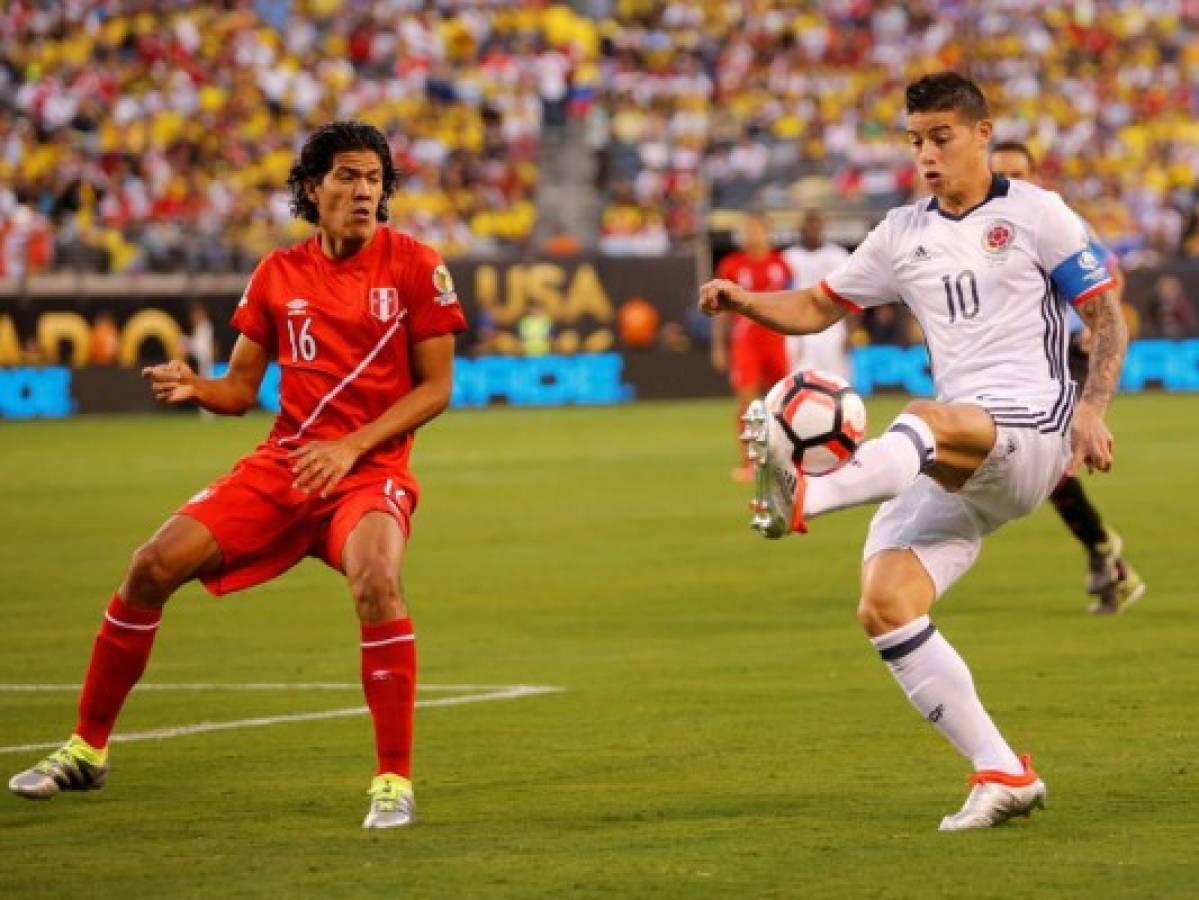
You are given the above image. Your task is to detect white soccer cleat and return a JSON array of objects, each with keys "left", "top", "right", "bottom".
[
  {"left": 939, "top": 755, "right": 1046, "bottom": 832},
  {"left": 741, "top": 400, "right": 807, "bottom": 538},
  {"left": 363, "top": 774, "right": 415, "bottom": 829}
]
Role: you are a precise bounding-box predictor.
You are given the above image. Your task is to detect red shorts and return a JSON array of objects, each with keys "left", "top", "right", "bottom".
[
  {"left": 178, "top": 448, "right": 416, "bottom": 597},
  {"left": 730, "top": 335, "right": 788, "bottom": 393}
]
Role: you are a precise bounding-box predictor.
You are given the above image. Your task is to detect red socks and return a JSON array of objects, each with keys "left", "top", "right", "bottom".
[
  {"left": 73, "top": 597, "right": 415, "bottom": 775},
  {"left": 75, "top": 594, "right": 162, "bottom": 748},
  {"left": 360, "top": 618, "right": 416, "bottom": 777}
]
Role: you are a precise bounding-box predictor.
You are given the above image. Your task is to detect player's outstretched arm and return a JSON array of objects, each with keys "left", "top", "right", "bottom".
[
  {"left": 290, "top": 334, "right": 455, "bottom": 497},
  {"left": 698, "top": 279, "right": 846, "bottom": 335},
  {"left": 1071, "top": 287, "right": 1128, "bottom": 473},
  {"left": 142, "top": 334, "right": 268, "bottom": 415}
]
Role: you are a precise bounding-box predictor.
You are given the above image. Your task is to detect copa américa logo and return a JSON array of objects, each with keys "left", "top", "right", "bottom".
[{"left": 433, "top": 264, "right": 458, "bottom": 307}]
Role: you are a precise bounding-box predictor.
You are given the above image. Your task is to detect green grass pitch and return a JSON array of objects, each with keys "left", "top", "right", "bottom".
[{"left": 1, "top": 394, "right": 1196, "bottom": 898}]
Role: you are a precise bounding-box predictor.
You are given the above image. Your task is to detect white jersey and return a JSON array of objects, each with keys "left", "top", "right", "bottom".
[
  {"left": 783, "top": 242, "right": 852, "bottom": 379},
  {"left": 186, "top": 319, "right": 215, "bottom": 378},
  {"left": 783, "top": 242, "right": 849, "bottom": 288},
  {"left": 822, "top": 176, "right": 1115, "bottom": 434}
]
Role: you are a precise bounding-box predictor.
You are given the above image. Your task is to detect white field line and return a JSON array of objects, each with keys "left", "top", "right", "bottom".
[{"left": 0, "top": 683, "right": 562, "bottom": 756}]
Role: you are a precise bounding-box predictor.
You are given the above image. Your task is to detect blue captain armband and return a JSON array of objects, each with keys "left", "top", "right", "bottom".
[
  {"left": 1051, "top": 247, "right": 1116, "bottom": 307},
  {"left": 1087, "top": 238, "right": 1117, "bottom": 271}
]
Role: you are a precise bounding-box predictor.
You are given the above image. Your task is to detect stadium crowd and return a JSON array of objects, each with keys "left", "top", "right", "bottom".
[
  {"left": 593, "top": 0, "right": 1199, "bottom": 264},
  {"left": 0, "top": 0, "right": 597, "bottom": 277},
  {"left": 1, "top": 1, "right": 1198, "bottom": 275}
]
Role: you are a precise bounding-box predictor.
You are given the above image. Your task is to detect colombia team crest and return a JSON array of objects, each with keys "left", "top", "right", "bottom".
[
  {"left": 369, "top": 286, "right": 399, "bottom": 323},
  {"left": 982, "top": 219, "right": 1016, "bottom": 256}
]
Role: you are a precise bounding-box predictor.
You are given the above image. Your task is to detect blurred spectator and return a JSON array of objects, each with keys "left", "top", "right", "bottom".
[
  {"left": 0, "top": 205, "right": 54, "bottom": 279},
  {"left": 1145, "top": 274, "right": 1195, "bottom": 338},
  {"left": 594, "top": 1, "right": 1199, "bottom": 264},
  {"left": 4, "top": 2, "right": 1197, "bottom": 269},
  {"left": 0, "top": 1, "right": 600, "bottom": 273}
]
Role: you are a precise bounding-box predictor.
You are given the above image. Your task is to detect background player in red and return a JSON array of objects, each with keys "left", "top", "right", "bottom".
[
  {"left": 709, "top": 211, "right": 793, "bottom": 481},
  {"left": 8, "top": 122, "right": 466, "bottom": 829}
]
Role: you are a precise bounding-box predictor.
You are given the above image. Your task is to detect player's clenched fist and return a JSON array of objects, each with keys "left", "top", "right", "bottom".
[
  {"left": 698, "top": 278, "right": 747, "bottom": 317},
  {"left": 1070, "top": 404, "right": 1115, "bottom": 474},
  {"left": 142, "top": 359, "right": 198, "bottom": 404}
]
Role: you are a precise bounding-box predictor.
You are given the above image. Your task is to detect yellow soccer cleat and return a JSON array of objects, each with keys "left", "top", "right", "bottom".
[
  {"left": 1089, "top": 559, "right": 1147, "bottom": 615},
  {"left": 9, "top": 735, "right": 109, "bottom": 800},
  {"left": 363, "top": 773, "right": 415, "bottom": 829}
]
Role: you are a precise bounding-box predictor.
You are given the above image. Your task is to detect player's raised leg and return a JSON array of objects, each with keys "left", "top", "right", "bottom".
[
  {"left": 858, "top": 550, "right": 1045, "bottom": 831},
  {"left": 343, "top": 511, "right": 417, "bottom": 829},
  {"left": 751, "top": 399, "right": 995, "bottom": 536},
  {"left": 9, "top": 515, "right": 221, "bottom": 799}
]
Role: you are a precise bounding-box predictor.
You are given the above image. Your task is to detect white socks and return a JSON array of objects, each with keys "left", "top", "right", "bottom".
[
  {"left": 804, "top": 413, "right": 936, "bottom": 518},
  {"left": 871, "top": 615, "right": 1022, "bottom": 775},
  {"left": 803, "top": 411, "right": 1019, "bottom": 773}
]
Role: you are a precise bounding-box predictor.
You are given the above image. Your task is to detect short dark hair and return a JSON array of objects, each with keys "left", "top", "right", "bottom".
[
  {"left": 286, "top": 121, "right": 398, "bottom": 224},
  {"left": 905, "top": 72, "right": 990, "bottom": 123},
  {"left": 990, "top": 140, "right": 1036, "bottom": 170}
]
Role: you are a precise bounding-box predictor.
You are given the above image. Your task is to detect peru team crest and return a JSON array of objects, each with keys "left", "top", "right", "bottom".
[{"left": 369, "top": 287, "right": 399, "bottom": 323}]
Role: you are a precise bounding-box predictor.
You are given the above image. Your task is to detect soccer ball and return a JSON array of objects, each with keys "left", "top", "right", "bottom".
[{"left": 764, "top": 369, "right": 866, "bottom": 475}]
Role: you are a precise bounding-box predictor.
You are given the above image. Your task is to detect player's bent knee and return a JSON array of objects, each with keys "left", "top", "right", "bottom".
[
  {"left": 125, "top": 540, "right": 189, "bottom": 604},
  {"left": 856, "top": 587, "right": 923, "bottom": 636},
  {"left": 348, "top": 558, "right": 403, "bottom": 622},
  {"left": 348, "top": 558, "right": 397, "bottom": 601}
]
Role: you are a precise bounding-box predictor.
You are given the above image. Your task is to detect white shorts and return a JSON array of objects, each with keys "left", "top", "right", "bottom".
[{"left": 862, "top": 423, "right": 1071, "bottom": 598}]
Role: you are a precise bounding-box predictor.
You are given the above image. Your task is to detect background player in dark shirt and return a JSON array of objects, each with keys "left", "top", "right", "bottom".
[
  {"left": 9, "top": 122, "right": 466, "bottom": 828},
  {"left": 991, "top": 141, "right": 1145, "bottom": 614}
]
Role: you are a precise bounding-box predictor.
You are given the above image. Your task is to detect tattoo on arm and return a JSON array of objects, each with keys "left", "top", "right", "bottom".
[{"left": 1076, "top": 289, "right": 1128, "bottom": 410}]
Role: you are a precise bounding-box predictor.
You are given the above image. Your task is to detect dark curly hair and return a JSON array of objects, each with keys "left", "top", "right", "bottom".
[
  {"left": 286, "top": 121, "right": 398, "bottom": 224},
  {"left": 905, "top": 72, "right": 990, "bottom": 123}
]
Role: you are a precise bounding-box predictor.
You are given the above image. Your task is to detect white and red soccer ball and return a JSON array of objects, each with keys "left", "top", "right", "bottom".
[{"left": 765, "top": 369, "right": 867, "bottom": 475}]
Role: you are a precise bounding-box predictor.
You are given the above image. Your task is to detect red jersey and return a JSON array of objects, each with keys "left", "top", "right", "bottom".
[
  {"left": 716, "top": 250, "right": 792, "bottom": 346},
  {"left": 232, "top": 226, "right": 466, "bottom": 483}
]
